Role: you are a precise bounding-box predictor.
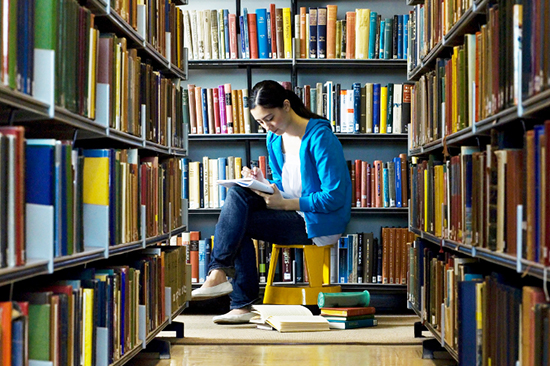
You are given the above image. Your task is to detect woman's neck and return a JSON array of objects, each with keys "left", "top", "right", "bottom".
[{"left": 284, "top": 110, "right": 309, "bottom": 138}]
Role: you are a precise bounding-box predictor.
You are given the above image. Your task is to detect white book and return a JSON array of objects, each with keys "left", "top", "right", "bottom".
[
  {"left": 203, "top": 10, "right": 212, "bottom": 60},
  {"left": 218, "top": 9, "right": 225, "bottom": 60},
  {"left": 251, "top": 305, "right": 330, "bottom": 332},
  {"left": 216, "top": 178, "right": 292, "bottom": 198},
  {"left": 202, "top": 156, "right": 210, "bottom": 208},
  {"left": 209, "top": 159, "right": 219, "bottom": 208},
  {"left": 393, "top": 83, "right": 403, "bottom": 134},
  {"left": 183, "top": 10, "right": 194, "bottom": 60},
  {"left": 190, "top": 10, "right": 200, "bottom": 60},
  {"left": 242, "top": 89, "right": 251, "bottom": 134},
  {"left": 210, "top": 10, "right": 219, "bottom": 59}
]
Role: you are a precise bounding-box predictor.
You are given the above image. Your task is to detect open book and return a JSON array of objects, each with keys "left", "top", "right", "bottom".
[
  {"left": 250, "top": 305, "right": 330, "bottom": 332},
  {"left": 216, "top": 179, "right": 292, "bottom": 198}
]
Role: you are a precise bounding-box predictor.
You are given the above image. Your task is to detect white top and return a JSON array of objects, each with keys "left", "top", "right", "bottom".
[{"left": 281, "top": 152, "right": 342, "bottom": 247}]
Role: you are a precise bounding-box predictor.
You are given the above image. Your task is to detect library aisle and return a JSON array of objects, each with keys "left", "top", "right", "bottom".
[
  {"left": 127, "top": 344, "right": 453, "bottom": 366},
  {"left": 125, "top": 315, "right": 455, "bottom": 366}
]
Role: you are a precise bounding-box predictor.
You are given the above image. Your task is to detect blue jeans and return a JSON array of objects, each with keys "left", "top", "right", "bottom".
[{"left": 209, "top": 186, "right": 311, "bottom": 309}]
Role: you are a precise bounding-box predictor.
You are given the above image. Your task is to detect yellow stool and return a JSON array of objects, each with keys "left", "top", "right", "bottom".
[{"left": 263, "top": 244, "right": 342, "bottom": 305}]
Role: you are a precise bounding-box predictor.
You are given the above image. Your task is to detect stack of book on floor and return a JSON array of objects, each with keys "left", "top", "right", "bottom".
[
  {"left": 320, "top": 306, "right": 377, "bottom": 329},
  {"left": 318, "top": 290, "right": 378, "bottom": 329}
]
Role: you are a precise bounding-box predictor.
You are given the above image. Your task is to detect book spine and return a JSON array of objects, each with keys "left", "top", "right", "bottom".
[
  {"left": 317, "top": 8, "right": 327, "bottom": 59},
  {"left": 308, "top": 8, "right": 318, "bottom": 59}
]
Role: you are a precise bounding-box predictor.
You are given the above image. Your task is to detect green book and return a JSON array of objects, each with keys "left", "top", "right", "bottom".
[{"left": 29, "top": 304, "right": 51, "bottom": 361}]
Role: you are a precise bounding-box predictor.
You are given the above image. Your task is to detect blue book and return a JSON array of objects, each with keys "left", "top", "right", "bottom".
[
  {"left": 317, "top": 7, "right": 327, "bottom": 59},
  {"left": 328, "top": 317, "right": 378, "bottom": 329},
  {"left": 347, "top": 234, "right": 354, "bottom": 282},
  {"left": 205, "top": 237, "right": 212, "bottom": 273},
  {"left": 379, "top": 20, "right": 386, "bottom": 59},
  {"left": 309, "top": 7, "right": 318, "bottom": 58},
  {"left": 353, "top": 83, "right": 361, "bottom": 133},
  {"left": 368, "top": 11, "right": 378, "bottom": 59},
  {"left": 11, "top": 317, "right": 24, "bottom": 366},
  {"left": 256, "top": 9, "right": 269, "bottom": 59},
  {"left": 394, "top": 157, "right": 402, "bottom": 207},
  {"left": 182, "top": 157, "right": 189, "bottom": 200},
  {"left": 217, "top": 157, "right": 227, "bottom": 206},
  {"left": 243, "top": 8, "right": 250, "bottom": 59},
  {"left": 198, "top": 239, "right": 207, "bottom": 282},
  {"left": 457, "top": 280, "right": 483, "bottom": 366},
  {"left": 223, "top": 10, "right": 230, "bottom": 59},
  {"left": 372, "top": 83, "right": 381, "bottom": 133},
  {"left": 239, "top": 16, "right": 246, "bottom": 58},
  {"left": 403, "top": 13, "right": 409, "bottom": 60},
  {"left": 383, "top": 163, "right": 389, "bottom": 207},
  {"left": 397, "top": 15, "right": 403, "bottom": 59},
  {"left": 26, "top": 140, "right": 55, "bottom": 206},
  {"left": 201, "top": 87, "right": 209, "bottom": 134},
  {"left": 338, "top": 237, "right": 348, "bottom": 283}
]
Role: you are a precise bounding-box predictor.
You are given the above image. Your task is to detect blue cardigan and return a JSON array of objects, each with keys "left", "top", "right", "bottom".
[{"left": 266, "top": 118, "right": 352, "bottom": 238}]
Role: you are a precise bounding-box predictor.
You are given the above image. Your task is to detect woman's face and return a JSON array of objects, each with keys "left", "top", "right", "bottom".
[{"left": 250, "top": 101, "right": 290, "bottom": 135}]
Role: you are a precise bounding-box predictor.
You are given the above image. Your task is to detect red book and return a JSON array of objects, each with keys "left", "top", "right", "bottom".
[
  {"left": 213, "top": 87, "right": 221, "bottom": 134},
  {"left": 362, "top": 161, "right": 370, "bottom": 208},
  {"left": 189, "top": 231, "right": 200, "bottom": 283},
  {"left": 269, "top": 4, "right": 277, "bottom": 58},
  {"left": 370, "top": 162, "right": 375, "bottom": 207},
  {"left": 320, "top": 306, "right": 376, "bottom": 317},
  {"left": 188, "top": 84, "right": 197, "bottom": 134},
  {"left": 0, "top": 302, "right": 12, "bottom": 365},
  {"left": 345, "top": 12, "right": 356, "bottom": 59},
  {"left": 229, "top": 14, "right": 238, "bottom": 59},
  {"left": 374, "top": 160, "right": 383, "bottom": 207},
  {"left": 355, "top": 159, "right": 362, "bottom": 207},
  {"left": 248, "top": 13, "right": 259, "bottom": 59},
  {"left": 258, "top": 156, "right": 267, "bottom": 179}
]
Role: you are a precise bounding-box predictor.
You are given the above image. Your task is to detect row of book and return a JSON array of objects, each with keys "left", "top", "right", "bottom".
[
  {"left": 186, "top": 80, "right": 413, "bottom": 136},
  {"left": 98, "top": 33, "right": 186, "bottom": 146},
  {"left": 3, "top": 0, "right": 184, "bottom": 103},
  {"left": 185, "top": 228, "right": 413, "bottom": 286},
  {"left": 186, "top": 83, "right": 254, "bottom": 135},
  {"left": 410, "top": 123, "right": 550, "bottom": 264},
  {"left": 110, "top": 0, "right": 185, "bottom": 65},
  {"left": 297, "top": 7, "right": 409, "bottom": 60},
  {"left": 0, "top": 246, "right": 190, "bottom": 365},
  {"left": 183, "top": 6, "right": 409, "bottom": 61},
  {"left": 408, "top": 237, "right": 549, "bottom": 366},
  {"left": 4, "top": 0, "right": 186, "bottom": 148},
  {"left": 409, "top": 11, "right": 517, "bottom": 148},
  {"left": 348, "top": 155, "right": 409, "bottom": 209},
  {"left": 408, "top": 0, "right": 474, "bottom": 68},
  {"left": 185, "top": 155, "right": 246, "bottom": 210},
  {"left": 297, "top": 82, "right": 412, "bottom": 134},
  {"left": 0, "top": 126, "right": 184, "bottom": 268},
  {"left": 320, "top": 305, "right": 377, "bottom": 330}
]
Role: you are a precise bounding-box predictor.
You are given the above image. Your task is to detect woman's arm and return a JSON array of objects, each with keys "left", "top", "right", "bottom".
[{"left": 299, "top": 131, "right": 350, "bottom": 213}]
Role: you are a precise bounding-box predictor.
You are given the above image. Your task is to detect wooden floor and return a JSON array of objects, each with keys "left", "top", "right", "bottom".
[{"left": 127, "top": 344, "right": 456, "bottom": 366}]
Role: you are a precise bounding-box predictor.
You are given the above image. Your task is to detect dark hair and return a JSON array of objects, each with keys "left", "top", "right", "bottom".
[{"left": 250, "top": 80, "right": 325, "bottom": 120}]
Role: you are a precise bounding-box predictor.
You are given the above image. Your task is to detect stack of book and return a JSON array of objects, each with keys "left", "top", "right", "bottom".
[
  {"left": 317, "top": 291, "right": 377, "bottom": 329},
  {"left": 320, "top": 306, "right": 377, "bottom": 329}
]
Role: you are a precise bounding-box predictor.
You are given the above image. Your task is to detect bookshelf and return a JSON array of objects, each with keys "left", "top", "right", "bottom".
[
  {"left": 0, "top": 0, "right": 191, "bottom": 363},
  {"left": 407, "top": 0, "right": 550, "bottom": 364},
  {"left": 183, "top": 0, "right": 412, "bottom": 311}
]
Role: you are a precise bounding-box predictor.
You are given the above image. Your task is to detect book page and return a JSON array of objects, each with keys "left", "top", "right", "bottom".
[
  {"left": 251, "top": 305, "right": 313, "bottom": 322},
  {"left": 216, "top": 179, "right": 293, "bottom": 199}
]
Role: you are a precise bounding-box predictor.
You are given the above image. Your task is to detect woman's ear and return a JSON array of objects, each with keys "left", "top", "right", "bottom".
[{"left": 283, "top": 99, "right": 291, "bottom": 112}]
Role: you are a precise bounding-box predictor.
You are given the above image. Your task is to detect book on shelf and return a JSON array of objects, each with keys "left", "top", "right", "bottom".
[{"left": 250, "top": 305, "right": 330, "bottom": 332}]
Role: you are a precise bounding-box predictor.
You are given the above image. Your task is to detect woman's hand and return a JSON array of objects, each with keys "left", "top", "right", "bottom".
[
  {"left": 241, "top": 166, "right": 269, "bottom": 184},
  {"left": 252, "top": 184, "right": 287, "bottom": 210}
]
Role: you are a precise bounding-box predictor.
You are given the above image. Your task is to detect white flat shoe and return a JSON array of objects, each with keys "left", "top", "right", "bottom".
[
  {"left": 212, "top": 311, "right": 255, "bottom": 324},
  {"left": 191, "top": 281, "right": 233, "bottom": 300}
]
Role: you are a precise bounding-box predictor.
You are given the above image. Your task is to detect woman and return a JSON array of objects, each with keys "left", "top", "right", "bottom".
[{"left": 191, "top": 80, "right": 351, "bottom": 324}]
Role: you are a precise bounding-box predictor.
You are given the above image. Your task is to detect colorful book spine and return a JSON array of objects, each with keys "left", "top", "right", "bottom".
[
  {"left": 317, "top": 7, "right": 327, "bottom": 59},
  {"left": 368, "top": 11, "right": 378, "bottom": 59},
  {"left": 201, "top": 87, "right": 209, "bottom": 134}
]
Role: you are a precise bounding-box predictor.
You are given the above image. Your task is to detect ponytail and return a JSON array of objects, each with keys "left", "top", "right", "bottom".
[{"left": 250, "top": 80, "right": 325, "bottom": 120}]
